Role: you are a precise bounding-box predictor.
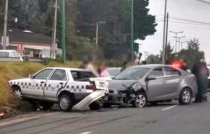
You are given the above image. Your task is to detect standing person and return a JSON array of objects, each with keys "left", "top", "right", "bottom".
[
  {"left": 120, "top": 61, "right": 128, "bottom": 72},
  {"left": 79, "top": 60, "right": 88, "bottom": 69},
  {"left": 180, "top": 59, "right": 191, "bottom": 73},
  {"left": 192, "top": 59, "right": 209, "bottom": 102},
  {"left": 85, "top": 56, "right": 99, "bottom": 77},
  {"left": 97, "top": 62, "right": 110, "bottom": 77}
]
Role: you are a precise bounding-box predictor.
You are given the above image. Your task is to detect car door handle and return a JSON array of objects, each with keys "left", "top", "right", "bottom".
[
  {"left": 59, "top": 82, "right": 64, "bottom": 85},
  {"left": 40, "top": 81, "right": 45, "bottom": 84}
]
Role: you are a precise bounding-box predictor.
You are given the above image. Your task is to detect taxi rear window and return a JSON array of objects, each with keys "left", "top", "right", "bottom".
[{"left": 71, "top": 71, "right": 95, "bottom": 81}]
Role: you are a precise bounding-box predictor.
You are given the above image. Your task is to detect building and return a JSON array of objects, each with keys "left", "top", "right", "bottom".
[{"left": 0, "top": 29, "right": 61, "bottom": 58}]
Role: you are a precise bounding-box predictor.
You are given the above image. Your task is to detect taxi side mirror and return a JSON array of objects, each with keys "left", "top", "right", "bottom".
[{"left": 29, "top": 74, "right": 33, "bottom": 79}]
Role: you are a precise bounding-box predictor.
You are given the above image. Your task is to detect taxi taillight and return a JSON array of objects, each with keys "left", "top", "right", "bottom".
[{"left": 86, "top": 84, "right": 94, "bottom": 90}]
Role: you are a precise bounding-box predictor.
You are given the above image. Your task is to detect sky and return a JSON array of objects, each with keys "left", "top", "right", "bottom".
[{"left": 138, "top": 0, "right": 210, "bottom": 62}]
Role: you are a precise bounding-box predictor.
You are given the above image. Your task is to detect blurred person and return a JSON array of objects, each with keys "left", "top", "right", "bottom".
[
  {"left": 121, "top": 61, "right": 128, "bottom": 72},
  {"left": 97, "top": 62, "right": 110, "bottom": 77},
  {"left": 192, "top": 59, "right": 209, "bottom": 102},
  {"left": 85, "top": 56, "right": 99, "bottom": 77},
  {"left": 180, "top": 59, "right": 191, "bottom": 73},
  {"left": 79, "top": 60, "right": 88, "bottom": 69}
]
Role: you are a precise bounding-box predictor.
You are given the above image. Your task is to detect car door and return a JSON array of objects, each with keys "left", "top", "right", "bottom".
[
  {"left": 146, "top": 68, "right": 166, "bottom": 101},
  {"left": 25, "top": 69, "right": 54, "bottom": 97},
  {"left": 163, "top": 67, "right": 181, "bottom": 98},
  {"left": 45, "top": 69, "right": 68, "bottom": 99}
]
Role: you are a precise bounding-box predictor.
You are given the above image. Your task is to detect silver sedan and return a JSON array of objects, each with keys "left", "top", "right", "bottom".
[{"left": 105, "top": 64, "right": 198, "bottom": 108}]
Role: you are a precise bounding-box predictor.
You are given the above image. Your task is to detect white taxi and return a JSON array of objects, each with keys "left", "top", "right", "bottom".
[{"left": 8, "top": 67, "right": 108, "bottom": 112}]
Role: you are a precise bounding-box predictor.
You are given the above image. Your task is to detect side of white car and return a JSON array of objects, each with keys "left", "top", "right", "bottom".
[{"left": 8, "top": 67, "right": 98, "bottom": 111}]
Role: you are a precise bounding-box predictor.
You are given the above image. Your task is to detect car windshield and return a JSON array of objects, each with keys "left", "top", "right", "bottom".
[
  {"left": 107, "top": 68, "right": 120, "bottom": 76},
  {"left": 114, "top": 67, "right": 149, "bottom": 80},
  {"left": 0, "top": 52, "right": 9, "bottom": 58}
]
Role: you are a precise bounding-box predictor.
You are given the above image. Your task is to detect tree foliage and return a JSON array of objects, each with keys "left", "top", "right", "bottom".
[
  {"left": 177, "top": 39, "right": 204, "bottom": 67},
  {"left": 0, "top": 0, "right": 157, "bottom": 60}
]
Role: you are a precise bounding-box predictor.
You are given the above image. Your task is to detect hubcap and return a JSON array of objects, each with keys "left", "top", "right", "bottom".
[
  {"left": 60, "top": 97, "right": 69, "bottom": 110},
  {"left": 13, "top": 89, "right": 22, "bottom": 99},
  {"left": 136, "top": 94, "right": 146, "bottom": 107},
  {"left": 182, "top": 90, "right": 191, "bottom": 103}
]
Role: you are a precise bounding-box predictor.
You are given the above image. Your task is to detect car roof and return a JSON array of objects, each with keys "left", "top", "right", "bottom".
[
  {"left": 130, "top": 64, "right": 178, "bottom": 69},
  {"left": 107, "top": 67, "right": 121, "bottom": 70},
  {"left": 44, "top": 67, "right": 90, "bottom": 71}
]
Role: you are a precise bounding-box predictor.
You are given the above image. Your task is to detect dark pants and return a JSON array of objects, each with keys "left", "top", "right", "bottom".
[{"left": 196, "top": 76, "right": 208, "bottom": 102}]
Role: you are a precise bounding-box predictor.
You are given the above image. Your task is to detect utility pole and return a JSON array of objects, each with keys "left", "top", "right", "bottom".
[
  {"left": 177, "top": 36, "right": 185, "bottom": 52},
  {"left": 130, "top": 0, "right": 134, "bottom": 63},
  {"left": 51, "top": 0, "right": 58, "bottom": 59},
  {"left": 3, "top": 0, "right": 9, "bottom": 50},
  {"left": 162, "top": 0, "right": 167, "bottom": 64},
  {"left": 60, "top": 0, "right": 66, "bottom": 63},
  {"left": 170, "top": 31, "right": 183, "bottom": 53},
  {"left": 165, "top": 12, "right": 169, "bottom": 61},
  {"left": 96, "top": 22, "right": 99, "bottom": 46}
]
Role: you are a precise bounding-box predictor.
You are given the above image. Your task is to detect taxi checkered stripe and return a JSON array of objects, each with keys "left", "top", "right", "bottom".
[
  {"left": 9, "top": 82, "right": 87, "bottom": 92},
  {"left": 65, "top": 85, "right": 85, "bottom": 92}
]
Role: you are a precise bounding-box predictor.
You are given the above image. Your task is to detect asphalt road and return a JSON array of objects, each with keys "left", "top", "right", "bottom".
[{"left": 1, "top": 94, "right": 210, "bottom": 134}]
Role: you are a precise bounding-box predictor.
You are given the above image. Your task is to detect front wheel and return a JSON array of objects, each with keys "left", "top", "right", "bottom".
[
  {"left": 12, "top": 86, "right": 22, "bottom": 99},
  {"left": 133, "top": 92, "right": 147, "bottom": 108},
  {"left": 59, "top": 94, "right": 73, "bottom": 112},
  {"left": 179, "top": 88, "right": 192, "bottom": 105}
]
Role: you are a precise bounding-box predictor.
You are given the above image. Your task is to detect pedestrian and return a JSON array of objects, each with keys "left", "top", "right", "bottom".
[
  {"left": 180, "top": 59, "right": 191, "bottom": 73},
  {"left": 192, "top": 59, "right": 209, "bottom": 102},
  {"left": 85, "top": 56, "right": 99, "bottom": 77},
  {"left": 120, "top": 61, "right": 128, "bottom": 72},
  {"left": 97, "top": 62, "right": 110, "bottom": 77}
]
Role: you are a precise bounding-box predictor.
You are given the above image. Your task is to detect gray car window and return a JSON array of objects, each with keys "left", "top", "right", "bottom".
[
  {"left": 164, "top": 67, "right": 181, "bottom": 77},
  {"left": 0, "top": 52, "right": 9, "bottom": 58},
  {"left": 34, "top": 69, "right": 53, "bottom": 80},
  {"left": 149, "top": 68, "right": 164, "bottom": 78},
  {"left": 114, "top": 67, "right": 149, "bottom": 80},
  {"left": 50, "top": 69, "right": 67, "bottom": 81},
  {"left": 71, "top": 71, "right": 95, "bottom": 81}
]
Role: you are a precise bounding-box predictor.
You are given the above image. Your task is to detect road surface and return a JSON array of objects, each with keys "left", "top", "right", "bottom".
[{"left": 0, "top": 94, "right": 210, "bottom": 134}]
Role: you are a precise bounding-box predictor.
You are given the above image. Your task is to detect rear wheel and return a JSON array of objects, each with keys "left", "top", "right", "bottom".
[
  {"left": 179, "top": 88, "right": 192, "bottom": 105},
  {"left": 134, "top": 92, "right": 147, "bottom": 108},
  {"left": 59, "top": 94, "right": 73, "bottom": 112},
  {"left": 39, "top": 102, "right": 54, "bottom": 111},
  {"left": 89, "top": 102, "right": 101, "bottom": 111}
]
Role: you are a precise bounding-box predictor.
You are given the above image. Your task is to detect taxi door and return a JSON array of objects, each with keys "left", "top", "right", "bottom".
[{"left": 44, "top": 69, "right": 68, "bottom": 99}]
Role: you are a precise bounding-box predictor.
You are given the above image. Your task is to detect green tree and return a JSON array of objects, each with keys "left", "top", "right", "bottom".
[{"left": 178, "top": 38, "right": 205, "bottom": 67}]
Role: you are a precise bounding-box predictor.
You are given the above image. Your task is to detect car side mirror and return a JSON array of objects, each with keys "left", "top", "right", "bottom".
[
  {"left": 29, "top": 74, "right": 33, "bottom": 79},
  {"left": 146, "top": 76, "right": 156, "bottom": 81}
]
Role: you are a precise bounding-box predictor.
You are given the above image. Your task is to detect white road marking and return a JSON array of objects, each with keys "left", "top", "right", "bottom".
[
  {"left": 80, "top": 131, "right": 92, "bottom": 134},
  {"left": 161, "top": 105, "right": 178, "bottom": 111}
]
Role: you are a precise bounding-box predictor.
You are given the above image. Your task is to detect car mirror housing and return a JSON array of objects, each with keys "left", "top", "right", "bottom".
[
  {"left": 146, "top": 76, "right": 156, "bottom": 81},
  {"left": 29, "top": 74, "right": 33, "bottom": 79}
]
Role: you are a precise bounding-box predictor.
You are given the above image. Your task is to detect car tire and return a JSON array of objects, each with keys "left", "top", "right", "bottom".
[
  {"left": 179, "top": 88, "right": 192, "bottom": 105},
  {"left": 12, "top": 86, "right": 23, "bottom": 100},
  {"left": 134, "top": 92, "right": 147, "bottom": 108},
  {"left": 89, "top": 102, "right": 101, "bottom": 111},
  {"left": 59, "top": 94, "right": 73, "bottom": 112},
  {"left": 103, "top": 103, "right": 111, "bottom": 108},
  {"left": 39, "top": 101, "right": 54, "bottom": 111}
]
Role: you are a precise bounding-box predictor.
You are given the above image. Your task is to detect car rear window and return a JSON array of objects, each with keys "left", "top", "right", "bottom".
[
  {"left": 71, "top": 71, "right": 96, "bottom": 81},
  {"left": 0, "top": 52, "right": 9, "bottom": 58}
]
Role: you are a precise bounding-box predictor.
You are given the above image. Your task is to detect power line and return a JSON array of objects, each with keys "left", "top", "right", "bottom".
[{"left": 170, "top": 17, "right": 210, "bottom": 26}]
